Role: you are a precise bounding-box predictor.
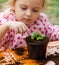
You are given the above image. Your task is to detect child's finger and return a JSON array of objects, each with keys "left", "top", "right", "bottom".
[
  {"left": 0, "top": 47, "right": 5, "bottom": 52},
  {"left": 0, "top": 49, "right": 4, "bottom": 52},
  {"left": 18, "top": 27, "right": 24, "bottom": 33},
  {"left": 11, "top": 26, "right": 19, "bottom": 33},
  {"left": 18, "top": 24, "right": 30, "bottom": 35},
  {"left": 25, "top": 25, "right": 31, "bottom": 35}
]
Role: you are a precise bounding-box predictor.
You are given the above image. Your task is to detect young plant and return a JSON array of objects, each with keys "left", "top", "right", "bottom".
[{"left": 31, "top": 32, "right": 45, "bottom": 41}]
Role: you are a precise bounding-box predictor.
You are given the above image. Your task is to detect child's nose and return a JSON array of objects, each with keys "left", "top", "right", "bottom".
[{"left": 25, "top": 9, "right": 32, "bottom": 16}]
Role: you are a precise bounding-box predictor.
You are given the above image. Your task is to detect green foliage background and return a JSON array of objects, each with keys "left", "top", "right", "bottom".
[
  {"left": 0, "top": 0, "right": 7, "bottom": 9},
  {"left": 45, "top": 0, "right": 59, "bottom": 25}
]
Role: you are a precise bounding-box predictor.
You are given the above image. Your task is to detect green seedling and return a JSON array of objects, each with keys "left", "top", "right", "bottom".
[{"left": 31, "top": 32, "right": 45, "bottom": 41}]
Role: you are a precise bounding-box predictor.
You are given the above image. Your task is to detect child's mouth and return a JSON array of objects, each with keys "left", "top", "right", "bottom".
[{"left": 24, "top": 19, "right": 31, "bottom": 21}]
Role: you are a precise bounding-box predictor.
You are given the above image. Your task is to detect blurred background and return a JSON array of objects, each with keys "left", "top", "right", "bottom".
[{"left": 0, "top": 0, "right": 59, "bottom": 25}]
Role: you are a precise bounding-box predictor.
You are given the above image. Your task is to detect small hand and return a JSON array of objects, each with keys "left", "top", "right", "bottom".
[
  {"left": 7, "top": 21, "right": 30, "bottom": 34},
  {"left": 0, "top": 47, "right": 5, "bottom": 52}
]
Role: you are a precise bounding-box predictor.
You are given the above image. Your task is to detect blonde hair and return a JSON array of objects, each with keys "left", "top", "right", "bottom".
[
  {"left": 10, "top": 0, "right": 45, "bottom": 7},
  {"left": 9, "top": 0, "right": 16, "bottom": 7},
  {"left": 43, "top": 0, "right": 45, "bottom": 7}
]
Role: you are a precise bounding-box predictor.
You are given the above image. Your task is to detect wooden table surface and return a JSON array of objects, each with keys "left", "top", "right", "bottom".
[{"left": 0, "top": 41, "right": 59, "bottom": 65}]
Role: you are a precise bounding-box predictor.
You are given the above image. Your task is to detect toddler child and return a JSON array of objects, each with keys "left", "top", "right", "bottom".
[{"left": 0, "top": 0, "right": 59, "bottom": 50}]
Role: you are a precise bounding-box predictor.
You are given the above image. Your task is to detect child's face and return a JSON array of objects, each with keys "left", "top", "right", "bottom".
[{"left": 13, "top": 0, "right": 43, "bottom": 25}]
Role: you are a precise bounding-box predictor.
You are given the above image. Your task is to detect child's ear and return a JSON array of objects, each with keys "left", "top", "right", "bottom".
[{"left": 10, "top": 6, "right": 15, "bottom": 11}]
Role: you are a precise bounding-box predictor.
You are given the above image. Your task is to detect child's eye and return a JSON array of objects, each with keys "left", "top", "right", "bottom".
[
  {"left": 32, "top": 9, "right": 39, "bottom": 12},
  {"left": 21, "top": 7, "right": 27, "bottom": 10}
]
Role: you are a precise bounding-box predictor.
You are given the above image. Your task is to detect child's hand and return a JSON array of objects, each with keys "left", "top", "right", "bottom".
[
  {"left": 7, "top": 21, "right": 30, "bottom": 34},
  {"left": 0, "top": 47, "right": 5, "bottom": 52}
]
